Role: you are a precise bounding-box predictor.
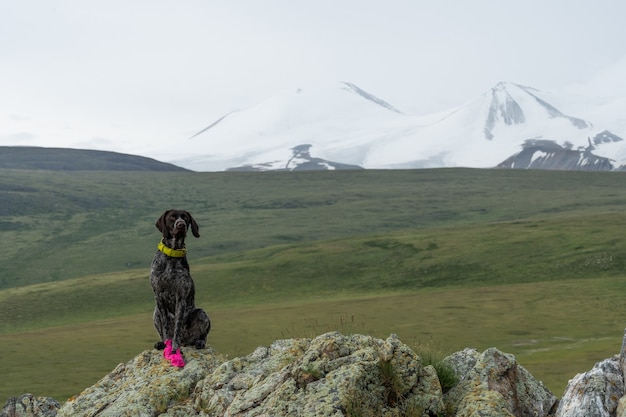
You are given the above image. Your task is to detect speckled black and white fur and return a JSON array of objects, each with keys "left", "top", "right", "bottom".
[{"left": 150, "top": 209, "right": 210, "bottom": 351}]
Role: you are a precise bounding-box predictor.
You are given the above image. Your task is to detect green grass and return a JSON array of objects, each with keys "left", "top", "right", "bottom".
[
  {"left": 2, "top": 277, "right": 625, "bottom": 401},
  {"left": 3, "top": 212, "right": 625, "bottom": 334},
  {"left": 3, "top": 168, "right": 626, "bottom": 288},
  {"left": 2, "top": 168, "right": 626, "bottom": 402}
]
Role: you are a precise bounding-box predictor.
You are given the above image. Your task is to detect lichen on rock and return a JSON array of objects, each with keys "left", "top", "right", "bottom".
[
  {"left": 444, "top": 347, "right": 557, "bottom": 417},
  {"left": 56, "top": 347, "right": 224, "bottom": 417},
  {"left": 3, "top": 332, "right": 576, "bottom": 417},
  {"left": 195, "top": 332, "right": 444, "bottom": 416},
  {"left": 0, "top": 394, "right": 60, "bottom": 417}
]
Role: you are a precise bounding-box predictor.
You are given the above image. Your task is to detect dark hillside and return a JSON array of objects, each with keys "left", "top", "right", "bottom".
[{"left": 0, "top": 146, "right": 187, "bottom": 171}]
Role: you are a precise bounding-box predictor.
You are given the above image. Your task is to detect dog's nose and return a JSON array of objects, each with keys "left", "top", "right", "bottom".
[{"left": 174, "top": 219, "right": 186, "bottom": 229}]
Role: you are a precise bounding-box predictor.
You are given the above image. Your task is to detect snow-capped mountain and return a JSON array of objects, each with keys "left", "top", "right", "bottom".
[
  {"left": 169, "top": 82, "right": 409, "bottom": 171},
  {"left": 166, "top": 81, "right": 626, "bottom": 171}
]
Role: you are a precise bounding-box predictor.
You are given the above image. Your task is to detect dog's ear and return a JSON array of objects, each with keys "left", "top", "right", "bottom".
[
  {"left": 156, "top": 210, "right": 173, "bottom": 238},
  {"left": 186, "top": 211, "right": 200, "bottom": 238}
]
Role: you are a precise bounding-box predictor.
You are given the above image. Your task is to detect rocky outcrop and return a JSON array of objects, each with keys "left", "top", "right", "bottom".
[
  {"left": 555, "top": 356, "right": 623, "bottom": 417},
  {"left": 227, "top": 144, "right": 364, "bottom": 171},
  {"left": 58, "top": 332, "right": 447, "bottom": 417},
  {"left": 187, "top": 332, "right": 444, "bottom": 416},
  {"left": 496, "top": 139, "right": 615, "bottom": 171},
  {"left": 8, "top": 330, "right": 626, "bottom": 416},
  {"left": 57, "top": 346, "right": 224, "bottom": 417},
  {"left": 444, "top": 347, "right": 557, "bottom": 417},
  {"left": 554, "top": 328, "right": 626, "bottom": 417}
]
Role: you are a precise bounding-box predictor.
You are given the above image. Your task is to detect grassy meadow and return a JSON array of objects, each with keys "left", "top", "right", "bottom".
[{"left": 2, "top": 168, "right": 626, "bottom": 401}]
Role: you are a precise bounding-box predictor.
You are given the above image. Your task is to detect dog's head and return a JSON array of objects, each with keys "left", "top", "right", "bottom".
[{"left": 156, "top": 209, "right": 200, "bottom": 240}]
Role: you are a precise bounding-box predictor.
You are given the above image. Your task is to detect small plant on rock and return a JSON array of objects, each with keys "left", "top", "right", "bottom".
[
  {"left": 416, "top": 345, "right": 458, "bottom": 393},
  {"left": 378, "top": 358, "right": 403, "bottom": 407}
]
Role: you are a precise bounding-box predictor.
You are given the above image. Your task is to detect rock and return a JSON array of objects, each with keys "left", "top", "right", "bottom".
[
  {"left": 444, "top": 347, "right": 558, "bottom": 417},
  {"left": 19, "top": 330, "right": 626, "bottom": 416},
  {"left": 5, "top": 333, "right": 583, "bottom": 417},
  {"left": 443, "top": 348, "right": 480, "bottom": 382},
  {"left": 48, "top": 332, "right": 446, "bottom": 416},
  {"left": 56, "top": 346, "right": 224, "bottom": 417},
  {"left": 193, "top": 331, "right": 445, "bottom": 416},
  {"left": 555, "top": 328, "right": 626, "bottom": 417},
  {"left": 556, "top": 356, "right": 624, "bottom": 417},
  {"left": 0, "top": 394, "right": 60, "bottom": 417},
  {"left": 455, "top": 383, "right": 516, "bottom": 417}
]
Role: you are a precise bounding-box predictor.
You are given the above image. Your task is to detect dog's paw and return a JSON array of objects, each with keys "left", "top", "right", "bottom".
[{"left": 154, "top": 341, "right": 166, "bottom": 350}]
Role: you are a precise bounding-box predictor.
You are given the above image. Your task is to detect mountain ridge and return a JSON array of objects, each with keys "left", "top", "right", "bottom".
[
  {"left": 169, "top": 81, "right": 625, "bottom": 172},
  {"left": 483, "top": 82, "right": 591, "bottom": 140}
]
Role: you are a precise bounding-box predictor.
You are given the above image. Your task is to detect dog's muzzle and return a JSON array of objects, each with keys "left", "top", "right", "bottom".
[{"left": 174, "top": 219, "right": 187, "bottom": 230}]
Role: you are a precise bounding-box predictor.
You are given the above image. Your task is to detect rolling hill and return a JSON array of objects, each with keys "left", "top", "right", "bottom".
[
  {"left": 2, "top": 167, "right": 626, "bottom": 290},
  {"left": 0, "top": 146, "right": 188, "bottom": 171}
]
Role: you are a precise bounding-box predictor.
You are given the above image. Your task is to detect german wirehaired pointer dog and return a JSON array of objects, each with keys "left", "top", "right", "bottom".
[{"left": 150, "top": 209, "right": 210, "bottom": 361}]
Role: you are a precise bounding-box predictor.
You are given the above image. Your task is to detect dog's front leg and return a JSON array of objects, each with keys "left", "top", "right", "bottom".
[
  {"left": 153, "top": 301, "right": 173, "bottom": 350},
  {"left": 172, "top": 297, "right": 186, "bottom": 352}
]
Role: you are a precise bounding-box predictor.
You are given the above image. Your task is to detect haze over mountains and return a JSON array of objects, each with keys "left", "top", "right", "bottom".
[{"left": 161, "top": 81, "right": 626, "bottom": 172}]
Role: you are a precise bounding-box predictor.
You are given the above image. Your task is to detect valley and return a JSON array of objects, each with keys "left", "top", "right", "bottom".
[{"left": 1, "top": 167, "right": 626, "bottom": 401}]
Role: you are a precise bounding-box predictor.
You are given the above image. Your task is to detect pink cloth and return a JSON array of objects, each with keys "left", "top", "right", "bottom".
[{"left": 163, "top": 339, "right": 185, "bottom": 368}]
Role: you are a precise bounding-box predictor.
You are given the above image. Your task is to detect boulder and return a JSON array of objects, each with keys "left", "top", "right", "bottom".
[
  {"left": 555, "top": 356, "right": 623, "bottom": 417},
  {"left": 57, "top": 346, "right": 224, "bottom": 417},
  {"left": 4, "top": 333, "right": 580, "bottom": 417},
  {"left": 553, "top": 328, "right": 626, "bottom": 417},
  {"left": 192, "top": 332, "right": 444, "bottom": 416},
  {"left": 444, "top": 347, "right": 558, "bottom": 417},
  {"left": 52, "top": 332, "right": 445, "bottom": 417},
  {"left": 0, "top": 394, "right": 60, "bottom": 417},
  {"left": 18, "top": 330, "right": 626, "bottom": 416}
]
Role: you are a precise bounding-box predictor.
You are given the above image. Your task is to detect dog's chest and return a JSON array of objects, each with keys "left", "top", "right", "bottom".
[{"left": 150, "top": 253, "right": 192, "bottom": 294}]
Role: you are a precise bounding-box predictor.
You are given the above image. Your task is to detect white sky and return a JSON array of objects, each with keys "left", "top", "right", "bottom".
[{"left": 1, "top": 0, "right": 625, "bottom": 157}]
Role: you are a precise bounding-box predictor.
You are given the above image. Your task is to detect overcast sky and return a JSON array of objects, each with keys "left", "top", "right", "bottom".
[{"left": 1, "top": 0, "right": 625, "bottom": 156}]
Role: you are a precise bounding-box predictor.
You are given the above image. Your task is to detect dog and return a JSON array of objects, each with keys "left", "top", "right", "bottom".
[{"left": 150, "top": 209, "right": 210, "bottom": 354}]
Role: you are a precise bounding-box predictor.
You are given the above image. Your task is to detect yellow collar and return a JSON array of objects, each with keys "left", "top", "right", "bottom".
[{"left": 157, "top": 241, "right": 187, "bottom": 258}]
